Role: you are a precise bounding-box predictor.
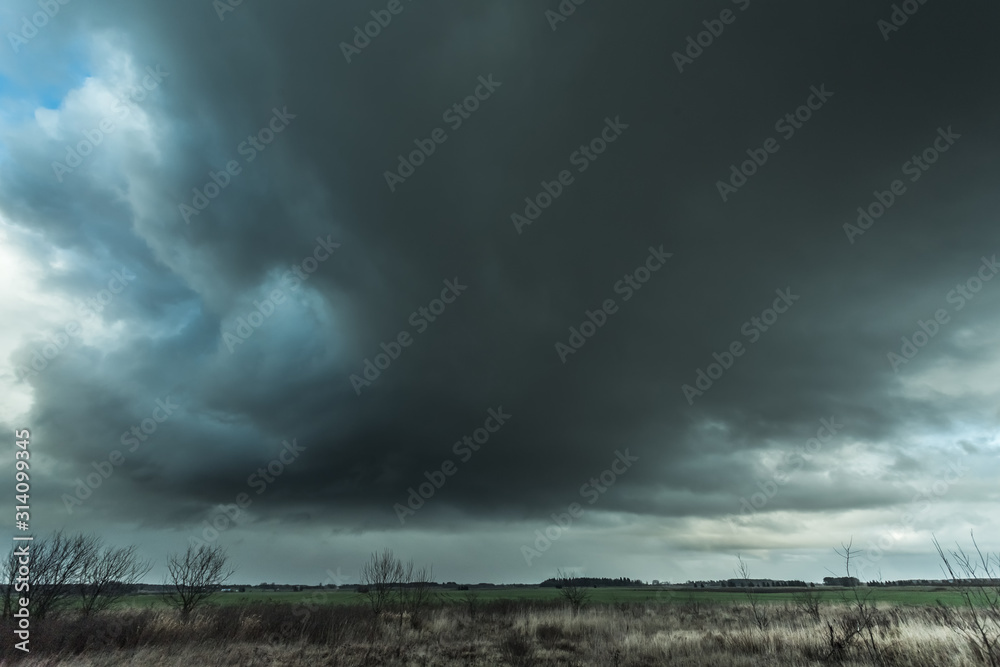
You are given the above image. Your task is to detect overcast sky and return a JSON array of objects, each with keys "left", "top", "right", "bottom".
[{"left": 1, "top": 0, "right": 999, "bottom": 586}]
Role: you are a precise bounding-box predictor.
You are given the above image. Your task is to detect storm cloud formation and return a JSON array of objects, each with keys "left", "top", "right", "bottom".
[{"left": 1, "top": 0, "right": 999, "bottom": 584}]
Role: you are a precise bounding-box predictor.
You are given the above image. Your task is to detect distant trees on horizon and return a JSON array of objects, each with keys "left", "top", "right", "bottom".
[{"left": 540, "top": 575, "right": 644, "bottom": 588}]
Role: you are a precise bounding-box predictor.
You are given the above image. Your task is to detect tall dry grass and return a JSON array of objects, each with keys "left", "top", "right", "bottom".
[{"left": 0, "top": 599, "right": 991, "bottom": 666}]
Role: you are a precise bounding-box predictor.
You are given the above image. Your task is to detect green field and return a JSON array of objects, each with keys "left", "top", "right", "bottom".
[{"left": 118, "top": 586, "right": 978, "bottom": 609}]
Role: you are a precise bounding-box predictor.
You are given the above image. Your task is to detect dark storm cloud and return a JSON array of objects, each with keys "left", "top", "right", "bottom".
[{"left": 2, "top": 0, "right": 999, "bottom": 581}]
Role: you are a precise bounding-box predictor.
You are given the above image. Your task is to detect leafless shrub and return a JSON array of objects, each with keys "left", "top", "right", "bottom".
[
  {"left": 934, "top": 532, "right": 1000, "bottom": 667},
  {"left": 1, "top": 545, "right": 19, "bottom": 619},
  {"left": 358, "top": 548, "right": 435, "bottom": 632},
  {"left": 821, "top": 612, "right": 862, "bottom": 663},
  {"left": 359, "top": 548, "right": 405, "bottom": 617},
  {"left": 794, "top": 587, "right": 823, "bottom": 622},
  {"left": 163, "top": 544, "right": 235, "bottom": 619},
  {"left": 555, "top": 568, "right": 590, "bottom": 615},
  {"left": 827, "top": 539, "right": 887, "bottom": 666},
  {"left": 2, "top": 531, "right": 101, "bottom": 619},
  {"left": 399, "top": 562, "right": 435, "bottom": 628},
  {"left": 737, "top": 555, "right": 769, "bottom": 631},
  {"left": 78, "top": 543, "right": 153, "bottom": 616}
]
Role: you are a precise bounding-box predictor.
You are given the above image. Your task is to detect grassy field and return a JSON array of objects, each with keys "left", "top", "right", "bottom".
[
  {"left": 117, "top": 585, "right": 978, "bottom": 609},
  {"left": 4, "top": 594, "right": 997, "bottom": 666}
]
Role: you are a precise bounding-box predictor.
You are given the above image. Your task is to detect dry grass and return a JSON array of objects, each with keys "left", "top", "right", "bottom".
[{"left": 0, "top": 600, "right": 992, "bottom": 666}]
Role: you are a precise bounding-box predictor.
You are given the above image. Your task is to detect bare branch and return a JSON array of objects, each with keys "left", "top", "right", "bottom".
[{"left": 163, "top": 544, "right": 235, "bottom": 619}]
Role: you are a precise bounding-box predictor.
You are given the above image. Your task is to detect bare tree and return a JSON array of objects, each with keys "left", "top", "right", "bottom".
[
  {"left": 3, "top": 534, "right": 152, "bottom": 619},
  {"left": 1, "top": 545, "right": 20, "bottom": 619},
  {"left": 555, "top": 568, "right": 589, "bottom": 614},
  {"left": 736, "top": 555, "right": 769, "bottom": 631},
  {"left": 78, "top": 543, "right": 153, "bottom": 616},
  {"left": 399, "top": 561, "right": 435, "bottom": 628},
  {"left": 359, "top": 548, "right": 405, "bottom": 617},
  {"left": 793, "top": 586, "right": 823, "bottom": 622},
  {"left": 27, "top": 531, "right": 100, "bottom": 619},
  {"left": 163, "top": 544, "right": 235, "bottom": 619},
  {"left": 934, "top": 532, "right": 1000, "bottom": 667},
  {"left": 823, "top": 539, "right": 886, "bottom": 666}
]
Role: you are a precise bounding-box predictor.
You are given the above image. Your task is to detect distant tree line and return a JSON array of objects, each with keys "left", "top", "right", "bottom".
[
  {"left": 823, "top": 577, "right": 861, "bottom": 587},
  {"left": 539, "top": 576, "right": 644, "bottom": 588}
]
